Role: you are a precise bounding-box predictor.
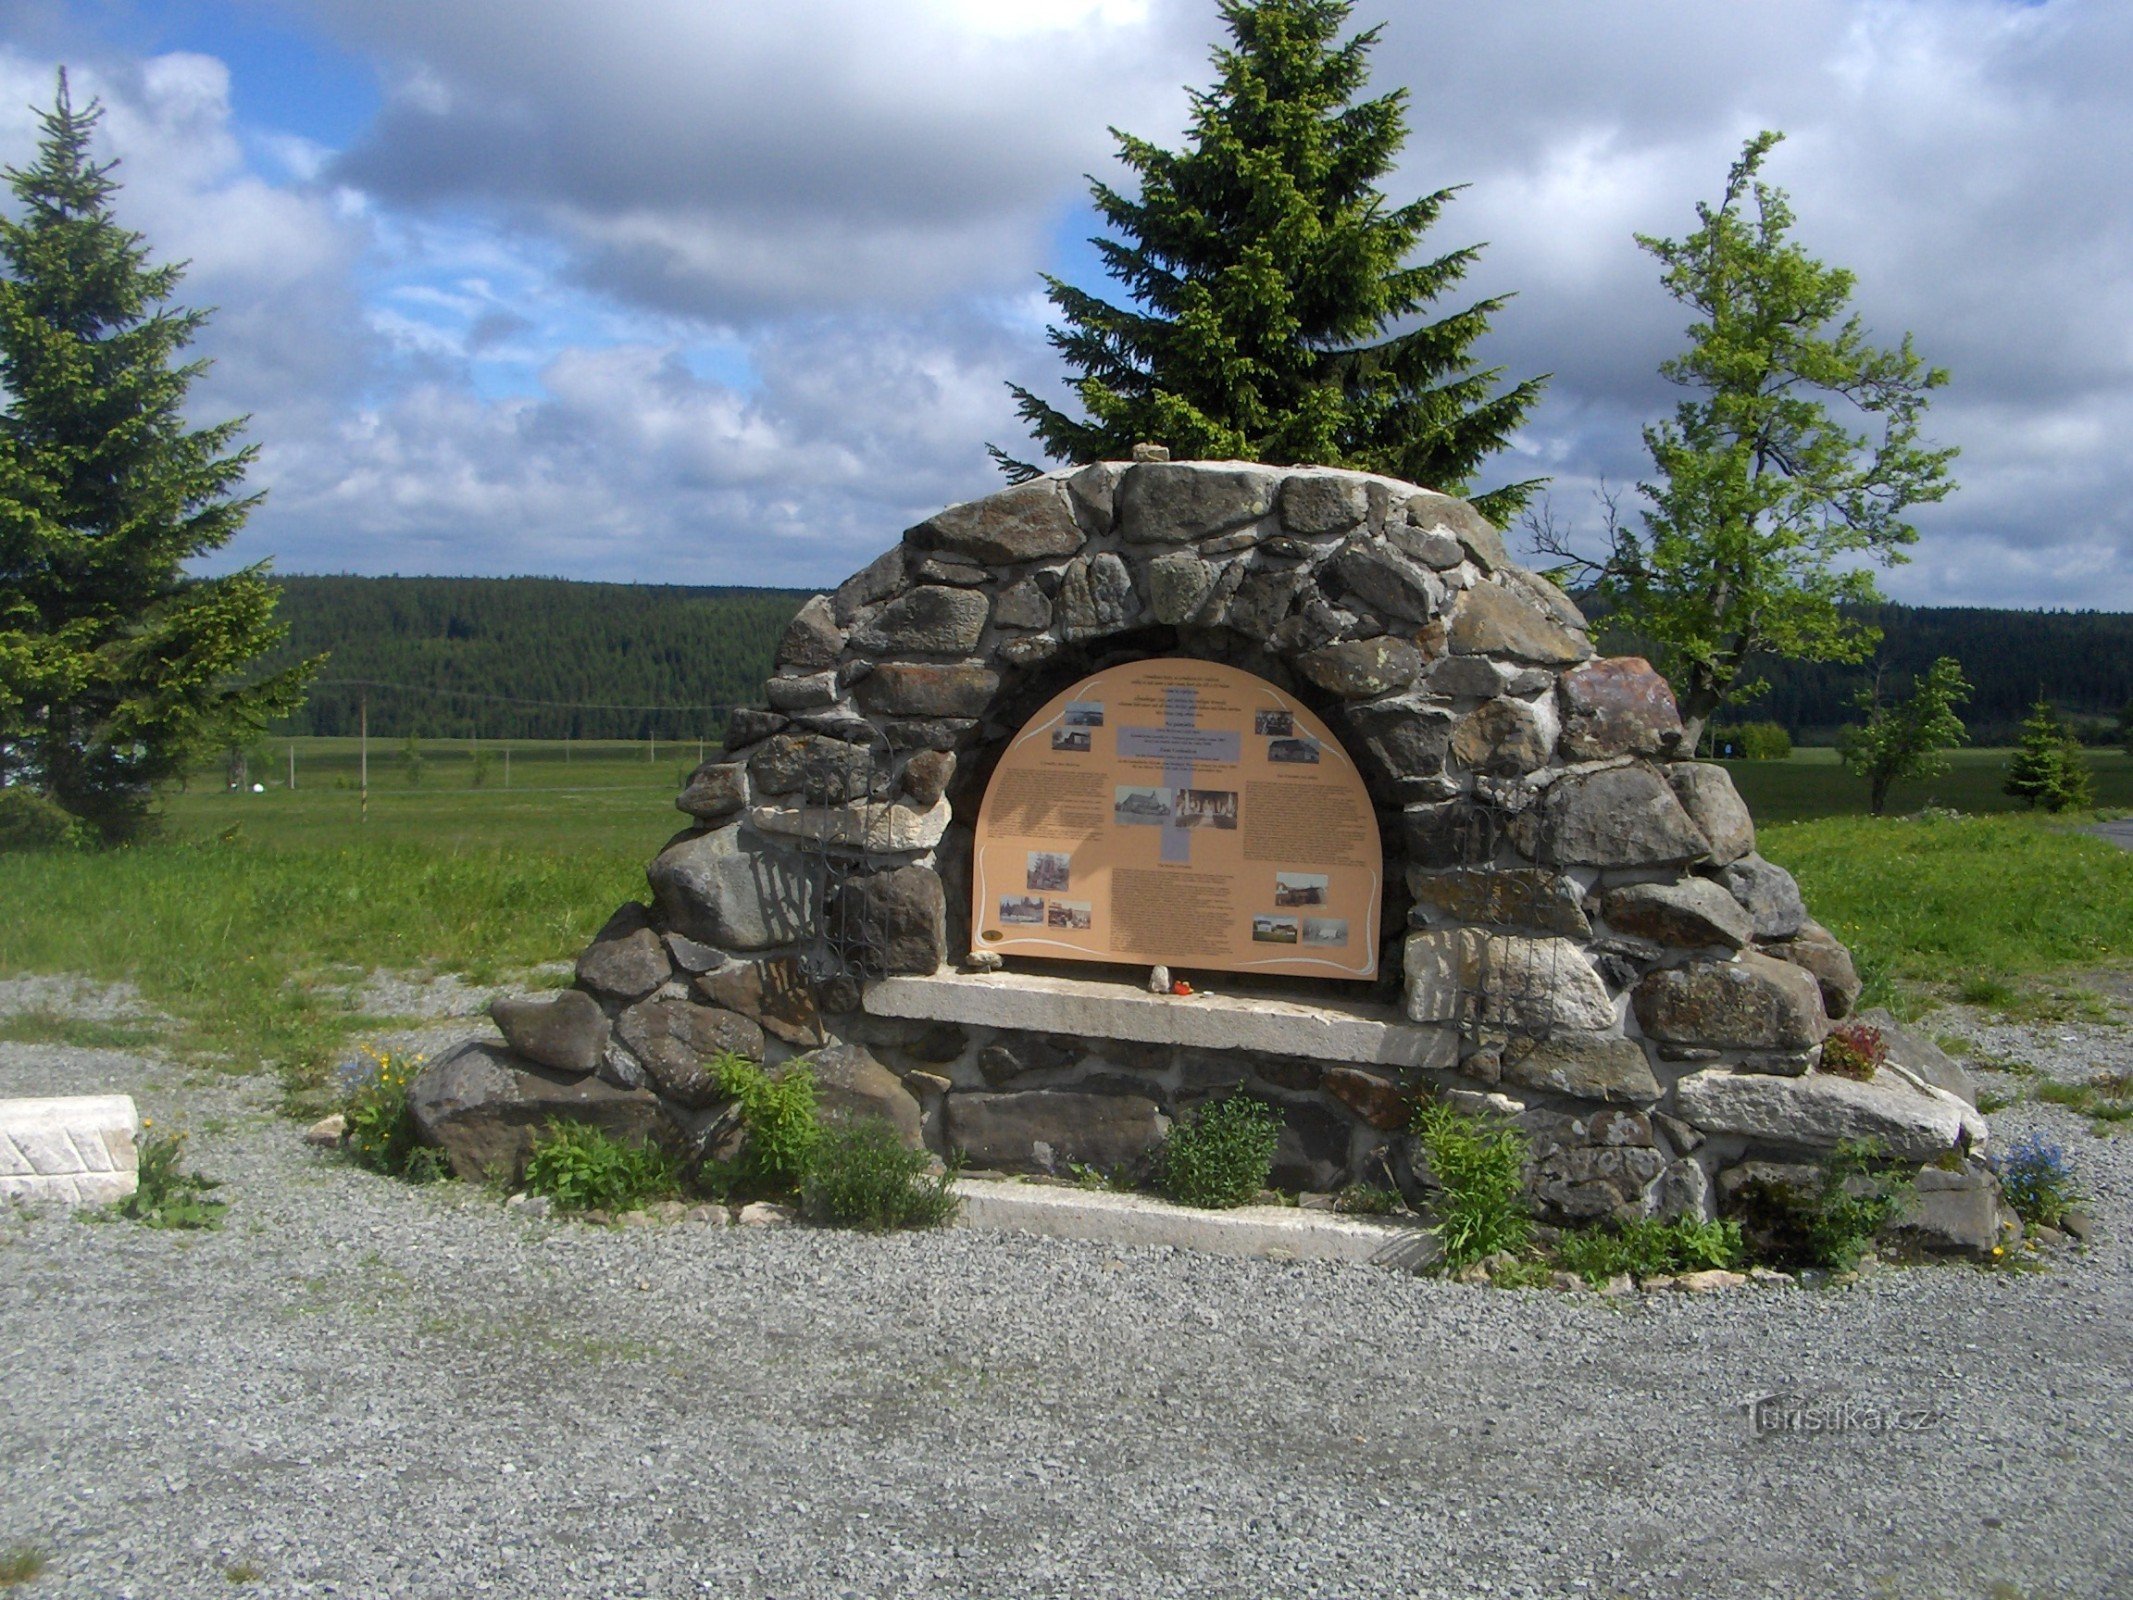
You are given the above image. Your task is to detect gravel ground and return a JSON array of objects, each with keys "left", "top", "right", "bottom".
[{"left": 3, "top": 978, "right": 2129, "bottom": 1600}]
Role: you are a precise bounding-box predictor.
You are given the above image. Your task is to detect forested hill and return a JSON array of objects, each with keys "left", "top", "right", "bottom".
[
  {"left": 268, "top": 576, "right": 809, "bottom": 739},
  {"left": 262, "top": 576, "right": 2132, "bottom": 744},
  {"left": 1726, "top": 604, "right": 2133, "bottom": 743}
]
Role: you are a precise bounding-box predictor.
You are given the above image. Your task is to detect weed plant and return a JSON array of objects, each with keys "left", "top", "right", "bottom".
[
  {"left": 1734, "top": 1139, "right": 1910, "bottom": 1271},
  {"left": 1156, "top": 1095, "right": 1281, "bottom": 1209},
  {"left": 709, "top": 1055, "right": 820, "bottom": 1196},
  {"left": 2035, "top": 1072, "right": 2133, "bottom": 1129},
  {"left": 799, "top": 1119, "right": 959, "bottom": 1232},
  {"left": 521, "top": 1121, "right": 680, "bottom": 1214},
  {"left": 1555, "top": 1216, "right": 1746, "bottom": 1285},
  {"left": 1412, "top": 1100, "right": 1532, "bottom": 1270},
  {"left": 1992, "top": 1134, "right": 2082, "bottom": 1229},
  {"left": 338, "top": 1047, "right": 447, "bottom": 1181},
  {"left": 1818, "top": 1022, "right": 1887, "bottom": 1081},
  {"left": 115, "top": 1125, "right": 227, "bottom": 1230},
  {"left": 1332, "top": 1184, "right": 1405, "bottom": 1216}
]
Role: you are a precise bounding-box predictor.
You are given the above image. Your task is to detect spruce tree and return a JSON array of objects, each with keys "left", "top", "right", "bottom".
[
  {"left": 0, "top": 72, "right": 312, "bottom": 842},
  {"left": 2003, "top": 699, "right": 2092, "bottom": 814},
  {"left": 998, "top": 0, "right": 1544, "bottom": 522}
]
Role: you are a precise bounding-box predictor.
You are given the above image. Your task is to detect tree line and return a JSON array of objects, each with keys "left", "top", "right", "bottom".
[{"left": 267, "top": 576, "right": 808, "bottom": 741}]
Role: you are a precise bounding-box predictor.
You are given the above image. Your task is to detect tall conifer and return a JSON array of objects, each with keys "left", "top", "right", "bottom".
[
  {"left": 999, "top": 0, "right": 1543, "bottom": 521},
  {"left": 0, "top": 72, "right": 312, "bottom": 841}
]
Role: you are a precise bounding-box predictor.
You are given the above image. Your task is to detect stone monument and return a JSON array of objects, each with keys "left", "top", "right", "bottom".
[{"left": 416, "top": 458, "right": 2000, "bottom": 1243}]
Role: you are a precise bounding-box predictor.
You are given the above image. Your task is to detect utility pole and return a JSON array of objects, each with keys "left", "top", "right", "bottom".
[
  {"left": 503, "top": 745, "right": 510, "bottom": 789},
  {"left": 287, "top": 743, "right": 296, "bottom": 790},
  {"left": 359, "top": 693, "right": 369, "bottom": 825}
]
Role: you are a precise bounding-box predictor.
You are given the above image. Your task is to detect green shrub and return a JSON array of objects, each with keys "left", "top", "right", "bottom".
[
  {"left": 338, "top": 1047, "right": 446, "bottom": 1181},
  {"left": 800, "top": 1118, "right": 959, "bottom": 1231},
  {"left": 522, "top": 1119, "right": 680, "bottom": 1213},
  {"left": 1555, "top": 1216, "right": 1745, "bottom": 1285},
  {"left": 1156, "top": 1095, "right": 1281, "bottom": 1209},
  {"left": 709, "top": 1054, "right": 820, "bottom": 1196},
  {"left": 116, "top": 1124, "right": 226, "bottom": 1230},
  {"left": 0, "top": 1543, "right": 48, "bottom": 1587},
  {"left": 0, "top": 788, "right": 87, "bottom": 852},
  {"left": 1332, "top": 1184, "right": 1404, "bottom": 1216},
  {"left": 1412, "top": 1099, "right": 1531, "bottom": 1271},
  {"left": 1734, "top": 1139, "right": 1910, "bottom": 1271},
  {"left": 1710, "top": 721, "right": 1793, "bottom": 760}
]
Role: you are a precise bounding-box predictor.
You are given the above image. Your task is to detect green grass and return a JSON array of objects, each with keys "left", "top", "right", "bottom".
[
  {"left": 1724, "top": 745, "right": 2133, "bottom": 825},
  {"left": 1760, "top": 809, "right": 2133, "bottom": 1010},
  {"left": 0, "top": 1545, "right": 45, "bottom": 1588},
  {"left": 0, "top": 742, "right": 678, "bottom": 1103}
]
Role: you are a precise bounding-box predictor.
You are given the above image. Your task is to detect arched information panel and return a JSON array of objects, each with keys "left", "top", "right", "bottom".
[{"left": 970, "top": 659, "right": 1381, "bottom": 979}]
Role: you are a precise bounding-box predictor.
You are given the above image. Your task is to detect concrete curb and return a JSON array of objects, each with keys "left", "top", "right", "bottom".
[
  {"left": 950, "top": 1177, "right": 1438, "bottom": 1271},
  {"left": 0, "top": 1094, "right": 140, "bottom": 1207}
]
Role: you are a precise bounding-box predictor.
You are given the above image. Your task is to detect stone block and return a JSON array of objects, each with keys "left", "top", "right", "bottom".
[
  {"left": 1326, "top": 541, "right": 1441, "bottom": 623},
  {"left": 617, "top": 997, "right": 767, "bottom": 1107},
  {"left": 898, "top": 748, "right": 956, "bottom": 808},
  {"left": 1450, "top": 695, "right": 1558, "bottom": 776},
  {"left": 946, "top": 1089, "right": 1168, "bottom": 1174},
  {"left": 1667, "top": 763, "right": 1755, "bottom": 866},
  {"left": 1403, "top": 929, "right": 1615, "bottom": 1032},
  {"left": 1763, "top": 921, "right": 1862, "bottom": 1019},
  {"left": 855, "top": 663, "right": 1001, "bottom": 720},
  {"left": 1056, "top": 551, "right": 1138, "bottom": 636},
  {"left": 747, "top": 732, "right": 875, "bottom": 801},
  {"left": 575, "top": 903, "right": 672, "bottom": 1001},
  {"left": 1633, "top": 953, "right": 1827, "bottom": 1051},
  {"left": 1715, "top": 854, "right": 1808, "bottom": 941},
  {"left": 1528, "top": 1144, "right": 1667, "bottom": 1222},
  {"left": 835, "top": 865, "right": 948, "bottom": 976},
  {"left": 910, "top": 478, "right": 1084, "bottom": 564},
  {"left": 1445, "top": 581, "right": 1589, "bottom": 665},
  {"left": 1602, "top": 879, "right": 1755, "bottom": 951},
  {"left": 1343, "top": 699, "right": 1453, "bottom": 792},
  {"left": 408, "top": 1041, "right": 671, "bottom": 1183},
  {"left": 1276, "top": 471, "right": 1370, "bottom": 535},
  {"left": 1297, "top": 635, "right": 1424, "bottom": 698},
  {"left": 1853, "top": 1008, "right": 1977, "bottom": 1106},
  {"left": 647, "top": 826, "right": 814, "bottom": 951},
  {"left": 1116, "top": 462, "right": 1280, "bottom": 542},
  {"left": 693, "top": 956, "right": 825, "bottom": 1047},
  {"left": 1556, "top": 656, "right": 1683, "bottom": 761},
  {"left": 1673, "top": 1067, "right": 1969, "bottom": 1161},
  {"left": 1406, "top": 867, "right": 1589, "bottom": 938},
  {"left": 992, "top": 578, "right": 1051, "bottom": 631},
  {"left": 1886, "top": 1165, "right": 2017, "bottom": 1258},
  {"left": 775, "top": 594, "right": 845, "bottom": 671},
  {"left": 1497, "top": 1032, "right": 1661, "bottom": 1104},
  {"left": 0, "top": 1095, "right": 138, "bottom": 1207},
  {"left": 802, "top": 1041, "right": 924, "bottom": 1149},
  {"left": 1520, "top": 763, "right": 1710, "bottom": 868},
  {"left": 750, "top": 796, "right": 951, "bottom": 853},
  {"left": 490, "top": 990, "right": 609, "bottom": 1076},
  {"left": 1323, "top": 1066, "right": 1412, "bottom": 1131},
  {"left": 831, "top": 544, "right": 906, "bottom": 623},
  {"left": 676, "top": 761, "right": 748, "bottom": 822},
  {"left": 1146, "top": 552, "right": 1219, "bottom": 625},
  {"left": 850, "top": 585, "right": 991, "bottom": 656},
  {"left": 1402, "top": 490, "right": 1508, "bottom": 572},
  {"left": 765, "top": 671, "right": 842, "bottom": 712}
]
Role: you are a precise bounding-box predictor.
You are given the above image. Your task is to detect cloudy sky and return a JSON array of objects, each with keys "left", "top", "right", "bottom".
[{"left": 1, "top": 0, "right": 2126, "bottom": 607}]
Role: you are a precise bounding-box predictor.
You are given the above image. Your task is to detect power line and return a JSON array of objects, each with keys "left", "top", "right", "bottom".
[{"left": 308, "top": 677, "right": 741, "bottom": 715}]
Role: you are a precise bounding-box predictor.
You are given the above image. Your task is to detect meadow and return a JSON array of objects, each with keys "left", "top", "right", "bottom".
[{"left": 0, "top": 737, "right": 2127, "bottom": 1102}]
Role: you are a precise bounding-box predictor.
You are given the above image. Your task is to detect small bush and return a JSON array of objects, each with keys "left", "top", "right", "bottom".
[
  {"left": 1819, "top": 1021, "right": 1888, "bottom": 1081},
  {"left": 1709, "top": 721, "right": 1793, "bottom": 760},
  {"left": 800, "top": 1118, "right": 959, "bottom": 1231},
  {"left": 1156, "top": 1095, "right": 1281, "bottom": 1209},
  {"left": 1992, "top": 1133, "right": 2080, "bottom": 1229},
  {"left": 522, "top": 1120, "right": 680, "bottom": 1214},
  {"left": 1412, "top": 1099, "right": 1531, "bottom": 1271},
  {"left": 1735, "top": 1139, "right": 1910, "bottom": 1272},
  {"left": 117, "top": 1124, "right": 226, "bottom": 1230},
  {"left": 0, "top": 788, "right": 90, "bottom": 852},
  {"left": 338, "top": 1047, "right": 444, "bottom": 1181},
  {"left": 710, "top": 1054, "right": 820, "bottom": 1196},
  {"left": 1555, "top": 1216, "right": 1745, "bottom": 1285}
]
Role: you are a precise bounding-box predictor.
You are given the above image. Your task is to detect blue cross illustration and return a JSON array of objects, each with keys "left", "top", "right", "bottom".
[{"left": 1115, "top": 686, "right": 1241, "bottom": 863}]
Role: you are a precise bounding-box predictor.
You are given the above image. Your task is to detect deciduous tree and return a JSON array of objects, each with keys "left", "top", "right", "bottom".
[
  {"left": 1533, "top": 132, "right": 1957, "bottom": 750},
  {"left": 1836, "top": 655, "right": 1970, "bottom": 816}
]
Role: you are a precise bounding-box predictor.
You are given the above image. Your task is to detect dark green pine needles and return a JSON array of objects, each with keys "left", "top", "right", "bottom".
[{"left": 999, "top": 0, "right": 1544, "bottom": 521}]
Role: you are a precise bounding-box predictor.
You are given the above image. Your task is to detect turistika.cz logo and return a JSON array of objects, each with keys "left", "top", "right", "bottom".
[{"left": 1741, "top": 1392, "right": 1952, "bottom": 1437}]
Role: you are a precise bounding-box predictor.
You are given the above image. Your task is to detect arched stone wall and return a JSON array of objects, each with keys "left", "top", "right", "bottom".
[{"left": 440, "top": 458, "right": 2003, "bottom": 1248}]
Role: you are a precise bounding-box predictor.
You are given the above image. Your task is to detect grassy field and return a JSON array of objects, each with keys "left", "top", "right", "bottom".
[{"left": 0, "top": 738, "right": 2126, "bottom": 1098}]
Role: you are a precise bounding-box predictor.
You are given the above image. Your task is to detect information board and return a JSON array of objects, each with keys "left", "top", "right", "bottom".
[{"left": 969, "top": 658, "right": 1381, "bottom": 979}]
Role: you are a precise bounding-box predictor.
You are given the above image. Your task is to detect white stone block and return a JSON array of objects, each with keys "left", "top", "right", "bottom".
[{"left": 0, "top": 1095, "right": 141, "bottom": 1207}]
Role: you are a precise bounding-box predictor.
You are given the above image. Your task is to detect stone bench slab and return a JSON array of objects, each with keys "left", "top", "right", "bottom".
[
  {"left": 866, "top": 970, "right": 1457, "bottom": 1070},
  {"left": 0, "top": 1095, "right": 140, "bottom": 1207},
  {"left": 951, "top": 1177, "right": 1438, "bottom": 1271}
]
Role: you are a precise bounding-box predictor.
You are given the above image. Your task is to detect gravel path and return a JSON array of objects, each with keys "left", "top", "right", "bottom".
[
  {"left": 2087, "top": 818, "right": 2133, "bottom": 853},
  {"left": 3, "top": 981, "right": 2130, "bottom": 1600}
]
